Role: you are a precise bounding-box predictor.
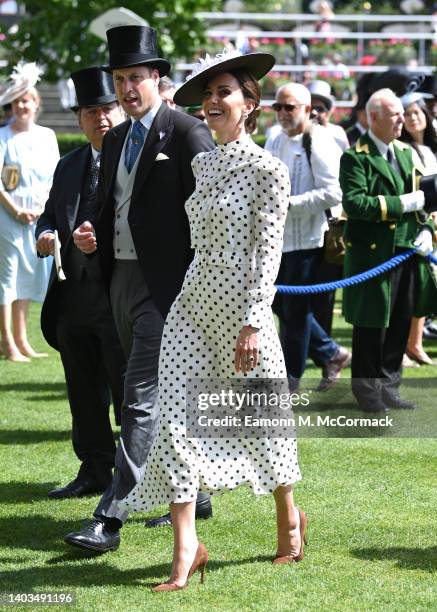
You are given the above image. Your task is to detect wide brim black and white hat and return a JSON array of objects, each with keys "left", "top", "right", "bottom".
[
  {"left": 173, "top": 50, "right": 275, "bottom": 107},
  {"left": 0, "top": 61, "right": 43, "bottom": 106},
  {"left": 103, "top": 25, "right": 171, "bottom": 76}
]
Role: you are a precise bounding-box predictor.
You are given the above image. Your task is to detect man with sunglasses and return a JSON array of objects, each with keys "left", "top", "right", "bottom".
[{"left": 266, "top": 82, "right": 351, "bottom": 393}]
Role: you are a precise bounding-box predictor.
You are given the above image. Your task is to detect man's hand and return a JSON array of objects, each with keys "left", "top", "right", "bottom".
[
  {"left": 413, "top": 228, "right": 433, "bottom": 257},
  {"left": 36, "top": 232, "right": 55, "bottom": 256},
  {"left": 73, "top": 221, "right": 97, "bottom": 254}
]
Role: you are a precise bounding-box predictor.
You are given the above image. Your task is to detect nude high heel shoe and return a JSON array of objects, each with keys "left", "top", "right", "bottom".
[
  {"left": 273, "top": 507, "right": 308, "bottom": 564},
  {"left": 152, "top": 542, "right": 209, "bottom": 592}
]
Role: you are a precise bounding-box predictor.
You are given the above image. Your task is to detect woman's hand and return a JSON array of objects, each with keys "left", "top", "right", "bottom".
[
  {"left": 16, "top": 208, "right": 39, "bottom": 224},
  {"left": 234, "top": 325, "right": 260, "bottom": 374}
]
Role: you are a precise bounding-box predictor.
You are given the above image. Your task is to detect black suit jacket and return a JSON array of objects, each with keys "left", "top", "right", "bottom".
[
  {"left": 95, "top": 102, "right": 215, "bottom": 318},
  {"left": 36, "top": 144, "right": 94, "bottom": 349}
]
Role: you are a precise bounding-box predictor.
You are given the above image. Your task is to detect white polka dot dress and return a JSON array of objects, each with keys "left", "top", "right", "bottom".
[{"left": 121, "top": 136, "right": 301, "bottom": 513}]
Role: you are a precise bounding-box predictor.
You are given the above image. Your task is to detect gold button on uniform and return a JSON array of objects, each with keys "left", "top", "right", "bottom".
[
  {"left": 389, "top": 223, "right": 396, "bottom": 230},
  {"left": 346, "top": 241, "right": 352, "bottom": 247},
  {"left": 370, "top": 243, "right": 376, "bottom": 250}
]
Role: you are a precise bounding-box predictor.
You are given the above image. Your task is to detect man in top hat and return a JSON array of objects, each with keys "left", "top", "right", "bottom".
[
  {"left": 66, "top": 25, "right": 215, "bottom": 553},
  {"left": 35, "top": 67, "right": 127, "bottom": 498},
  {"left": 307, "top": 79, "right": 349, "bottom": 152},
  {"left": 345, "top": 73, "right": 374, "bottom": 147},
  {"left": 340, "top": 87, "right": 437, "bottom": 413}
]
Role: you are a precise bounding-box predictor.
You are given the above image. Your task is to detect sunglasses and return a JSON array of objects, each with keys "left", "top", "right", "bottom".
[
  {"left": 311, "top": 105, "right": 328, "bottom": 113},
  {"left": 272, "top": 103, "right": 305, "bottom": 112}
]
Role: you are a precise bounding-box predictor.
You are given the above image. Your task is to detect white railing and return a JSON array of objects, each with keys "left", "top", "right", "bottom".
[{"left": 174, "top": 11, "right": 437, "bottom": 67}]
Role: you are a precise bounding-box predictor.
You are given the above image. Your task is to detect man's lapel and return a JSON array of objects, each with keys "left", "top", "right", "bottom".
[
  {"left": 106, "top": 120, "right": 130, "bottom": 194},
  {"left": 393, "top": 140, "right": 413, "bottom": 188},
  {"left": 131, "top": 103, "right": 174, "bottom": 203},
  {"left": 360, "top": 134, "right": 398, "bottom": 191},
  {"left": 66, "top": 144, "right": 91, "bottom": 231}
]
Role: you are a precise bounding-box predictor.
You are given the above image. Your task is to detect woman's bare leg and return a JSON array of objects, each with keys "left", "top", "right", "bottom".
[
  {"left": 0, "top": 302, "right": 30, "bottom": 361},
  {"left": 273, "top": 484, "right": 301, "bottom": 558},
  {"left": 13, "top": 299, "right": 47, "bottom": 357},
  {"left": 168, "top": 500, "right": 198, "bottom": 586}
]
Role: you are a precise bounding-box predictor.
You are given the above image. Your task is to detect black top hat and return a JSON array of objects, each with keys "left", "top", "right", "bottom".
[
  {"left": 173, "top": 50, "right": 275, "bottom": 107},
  {"left": 103, "top": 25, "right": 170, "bottom": 76},
  {"left": 417, "top": 75, "right": 437, "bottom": 99},
  {"left": 354, "top": 73, "right": 375, "bottom": 110},
  {"left": 369, "top": 68, "right": 426, "bottom": 98},
  {"left": 70, "top": 66, "right": 118, "bottom": 112},
  {"left": 420, "top": 174, "right": 437, "bottom": 215}
]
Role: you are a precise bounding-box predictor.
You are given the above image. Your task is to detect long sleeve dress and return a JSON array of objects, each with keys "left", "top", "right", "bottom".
[
  {"left": 122, "top": 136, "right": 301, "bottom": 514},
  {"left": 0, "top": 123, "right": 59, "bottom": 305}
]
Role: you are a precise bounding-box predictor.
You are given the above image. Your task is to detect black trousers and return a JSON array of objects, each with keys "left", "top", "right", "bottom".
[
  {"left": 312, "top": 258, "right": 343, "bottom": 336},
  {"left": 351, "top": 252, "right": 417, "bottom": 406},
  {"left": 57, "top": 276, "right": 126, "bottom": 486}
]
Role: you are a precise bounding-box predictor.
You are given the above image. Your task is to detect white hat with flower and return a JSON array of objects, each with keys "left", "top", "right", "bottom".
[{"left": 0, "top": 61, "right": 43, "bottom": 106}]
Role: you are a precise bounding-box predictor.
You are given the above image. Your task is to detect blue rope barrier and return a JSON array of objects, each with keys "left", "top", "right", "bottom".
[{"left": 276, "top": 248, "right": 437, "bottom": 295}]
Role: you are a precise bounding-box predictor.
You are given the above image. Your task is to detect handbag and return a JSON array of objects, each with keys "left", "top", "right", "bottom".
[
  {"left": 1, "top": 164, "right": 20, "bottom": 191},
  {"left": 324, "top": 217, "right": 346, "bottom": 266}
]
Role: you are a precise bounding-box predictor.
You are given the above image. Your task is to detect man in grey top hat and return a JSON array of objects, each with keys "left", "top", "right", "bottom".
[
  {"left": 36, "top": 67, "right": 126, "bottom": 499},
  {"left": 66, "top": 25, "right": 215, "bottom": 553}
]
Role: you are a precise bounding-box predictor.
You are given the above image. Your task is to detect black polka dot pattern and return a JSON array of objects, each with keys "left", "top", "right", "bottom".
[{"left": 122, "top": 137, "right": 301, "bottom": 513}]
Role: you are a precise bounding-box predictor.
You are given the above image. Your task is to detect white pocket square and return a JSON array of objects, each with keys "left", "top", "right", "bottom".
[{"left": 155, "top": 153, "right": 169, "bottom": 161}]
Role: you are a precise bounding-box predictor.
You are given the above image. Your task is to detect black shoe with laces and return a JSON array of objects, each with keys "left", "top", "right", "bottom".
[{"left": 64, "top": 519, "right": 120, "bottom": 553}]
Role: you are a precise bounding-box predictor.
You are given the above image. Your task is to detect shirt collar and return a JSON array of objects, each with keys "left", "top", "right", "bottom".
[
  {"left": 91, "top": 146, "right": 100, "bottom": 160},
  {"left": 281, "top": 130, "right": 303, "bottom": 143},
  {"left": 368, "top": 129, "right": 393, "bottom": 158},
  {"left": 130, "top": 98, "right": 162, "bottom": 131}
]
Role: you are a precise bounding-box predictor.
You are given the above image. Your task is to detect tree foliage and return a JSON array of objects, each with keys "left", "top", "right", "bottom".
[{"left": 1, "top": 0, "right": 220, "bottom": 82}]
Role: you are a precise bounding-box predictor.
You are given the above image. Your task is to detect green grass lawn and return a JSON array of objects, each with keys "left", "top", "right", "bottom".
[{"left": 0, "top": 302, "right": 436, "bottom": 611}]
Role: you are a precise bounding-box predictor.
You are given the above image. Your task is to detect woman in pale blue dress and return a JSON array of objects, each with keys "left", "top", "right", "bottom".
[{"left": 0, "top": 63, "right": 59, "bottom": 361}]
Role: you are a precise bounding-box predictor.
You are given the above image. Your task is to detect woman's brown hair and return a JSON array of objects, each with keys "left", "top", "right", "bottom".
[{"left": 230, "top": 69, "right": 261, "bottom": 134}]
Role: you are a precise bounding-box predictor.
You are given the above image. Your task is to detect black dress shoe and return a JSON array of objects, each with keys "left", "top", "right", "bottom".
[
  {"left": 423, "top": 324, "right": 437, "bottom": 340},
  {"left": 358, "top": 400, "right": 390, "bottom": 413},
  {"left": 48, "top": 478, "right": 107, "bottom": 499},
  {"left": 383, "top": 395, "right": 417, "bottom": 410},
  {"left": 64, "top": 519, "right": 120, "bottom": 553},
  {"left": 144, "top": 513, "right": 172, "bottom": 528},
  {"left": 144, "top": 498, "right": 213, "bottom": 528}
]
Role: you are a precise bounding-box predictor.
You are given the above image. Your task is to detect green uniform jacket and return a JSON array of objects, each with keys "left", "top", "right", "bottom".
[{"left": 339, "top": 133, "right": 437, "bottom": 328}]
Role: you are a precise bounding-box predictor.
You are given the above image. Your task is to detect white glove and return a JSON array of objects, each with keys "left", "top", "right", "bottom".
[
  {"left": 400, "top": 190, "right": 425, "bottom": 213},
  {"left": 413, "top": 229, "right": 433, "bottom": 256}
]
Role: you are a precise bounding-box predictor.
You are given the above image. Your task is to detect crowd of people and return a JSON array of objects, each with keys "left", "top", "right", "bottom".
[{"left": 0, "top": 23, "right": 436, "bottom": 591}]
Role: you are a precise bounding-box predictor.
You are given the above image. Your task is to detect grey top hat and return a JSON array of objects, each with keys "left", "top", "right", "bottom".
[
  {"left": 70, "top": 66, "right": 118, "bottom": 112},
  {"left": 400, "top": 91, "right": 428, "bottom": 110},
  {"left": 173, "top": 49, "right": 275, "bottom": 107},
  {"left": 103, "top": 25, "right": 171, "bottom": 76},
  {"left": 307, "top": 80, "right": 334, "bottom": 111}
]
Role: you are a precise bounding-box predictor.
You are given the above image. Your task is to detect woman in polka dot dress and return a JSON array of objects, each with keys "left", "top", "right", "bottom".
[{"left": 121, "top": 50, "right": 306, "bottom": 590}]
